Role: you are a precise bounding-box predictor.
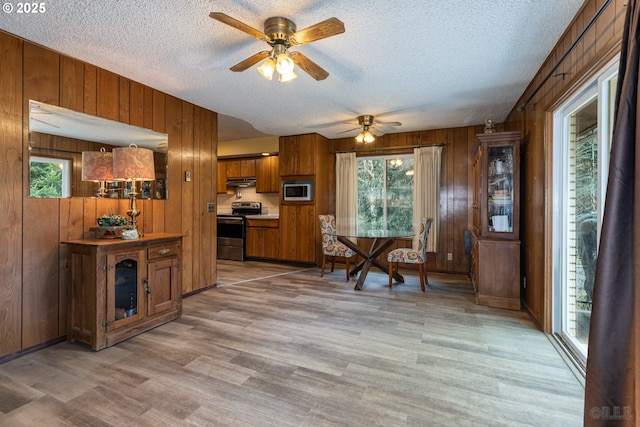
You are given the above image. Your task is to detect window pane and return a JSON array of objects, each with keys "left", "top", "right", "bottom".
[
  {"left": 386, "top": 158, "right": 414, "bottom": 232},
  {"left": 30, "top": 159, "right": 64, "bottom": 198},
  {"left": 357, "top": 155, "right": 413, "bottom": 233},
  {"left": 566, "top": 97, "right": 597, "bottom": 354},
  {"left": 357, "top": 158, "right": 384, "bottom": 232}
]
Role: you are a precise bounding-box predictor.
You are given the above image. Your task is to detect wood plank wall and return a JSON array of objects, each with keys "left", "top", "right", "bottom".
[
  {"left": 0, "top": 32, "right": 218, "bottom": 358},
  {"left": 503, "top": 0, "right": 627, "bottom": 330},
  {"left": 331, "top": 124, "right": 501, "bottom": 275},
  {"left": 1, "top": 0, "right": 623, "bottom": 357}
]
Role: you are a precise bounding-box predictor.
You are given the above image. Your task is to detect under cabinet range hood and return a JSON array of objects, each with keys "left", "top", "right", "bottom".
[{"left": 226, "top": 178, "right": 256, "bottom": 188}]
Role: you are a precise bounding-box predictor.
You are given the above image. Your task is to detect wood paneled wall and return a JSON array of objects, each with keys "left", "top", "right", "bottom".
[
  {"left": 0, "top": 32, "right": 218, "bottom": 358},
  {"left": 503, "top": 0, "right": 627, "bottom": 330},
  {"left": 331, "top": 124, "right": 499, "bottom": 275}
]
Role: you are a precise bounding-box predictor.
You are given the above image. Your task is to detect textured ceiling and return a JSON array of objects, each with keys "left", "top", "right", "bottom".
[{"left": 1, "top": 0, "right": 585, "bottom": 142}]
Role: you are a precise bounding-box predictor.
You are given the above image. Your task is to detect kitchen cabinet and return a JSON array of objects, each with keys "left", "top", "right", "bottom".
[
  {"left": 246, "top": 218, "right": 279, "bottom": 259},
  {"left": 256, "top": 155, "right": 280, "bottom": 193},
  {"left": 470, "top": 131, "right": 521, "bottom": 309},
  {"left": 62, "top": 234, "right": 183, "bottom": 350},
  {"left": 279, "top": 204, "right": 316, "bottom": 263},
  {"left": 279, "top": 134, "right": 316, "bottom": 176},
  {"left": 217, "top": 160, "right": 227, "bottom": 193},
  {"left": 278, "top": 133, "right": 332, "bottom": 265},
  {"left": 226, "top": 159, "right": 256, "bottom": 178}
]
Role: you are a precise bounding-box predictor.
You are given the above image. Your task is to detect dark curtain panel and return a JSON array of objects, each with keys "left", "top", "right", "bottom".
[{"left": 584, "top": 0, "right": 639, "bottom": 425}]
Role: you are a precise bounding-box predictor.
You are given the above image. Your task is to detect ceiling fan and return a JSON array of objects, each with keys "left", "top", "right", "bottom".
[
  {"left": 339, "top": 115, "right": 402, "bottom": 143},
  {"left": 209, "top": 12, "right": 345, "bottom": 82}
]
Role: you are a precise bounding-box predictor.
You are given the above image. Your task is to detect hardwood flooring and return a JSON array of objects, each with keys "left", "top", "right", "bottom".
[{"left": 0, "top": 260, "right": 584, "bottom": 426}]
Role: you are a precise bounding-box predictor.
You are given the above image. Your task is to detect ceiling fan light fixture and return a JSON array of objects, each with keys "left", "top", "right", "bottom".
[
  {"left": 257, "top": 56, "right": 276, "bottom": 80},
  {"left": 275, "top": 52, "right": 295, "bottom": 74},
  {"left": 278, "top": 70, "right": 297, "bottom": 82},
  {"left": 355, "top": 132, "right": 365, "bottom": 143},
  {"left": 363, "top": 130, "right": 375, "bottom": 143}
]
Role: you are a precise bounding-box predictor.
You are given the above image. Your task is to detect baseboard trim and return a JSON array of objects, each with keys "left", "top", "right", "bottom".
[{"left": 0, "top": 336, "right": 66, "bottom": 365}]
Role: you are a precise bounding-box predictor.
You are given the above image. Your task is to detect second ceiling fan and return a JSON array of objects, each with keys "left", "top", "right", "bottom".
[
  {"left": 210, "top": 12, "right": 345, "bottom": 82},
  {"left": 339, "top": 115, "right": 402, "bottom": 143}
]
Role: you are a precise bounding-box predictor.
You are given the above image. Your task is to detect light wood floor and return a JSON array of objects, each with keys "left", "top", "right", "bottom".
[{"left": 0, "top": 260, "right": 584, "bottom": 426}]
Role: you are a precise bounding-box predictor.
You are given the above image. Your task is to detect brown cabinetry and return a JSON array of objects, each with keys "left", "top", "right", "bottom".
[
  {"left": 278, "top": 204, "right": 316, "bottom": 263},
  {"left": 226, "top": 159, "right": 256, "bottom": 178},
  {"left": 279, "top": 134, "right": 316, "bottom": 176},
  {"left": 256, "top": 155, "right": 280, "bottom": 193},
  {"left": 470, "top": 235, "right": 521, "bottom": 310},
  {"left": 219, "top": 157, "right": 278, "bottom": 193},
  {"left": 63, "top": 234, "right": 183, "bottom": 350},
  {"left": 246, "top": 218, "right": 280, "bottom": 259},
  {"left": 217, "top": 160, "right": 227, "bottom": 193},
  {"left": 470, "top": 131, "right": 521, "bottom": 309},
  {"left": 278, "top": 133, "right": 332, "bottom": 265}
]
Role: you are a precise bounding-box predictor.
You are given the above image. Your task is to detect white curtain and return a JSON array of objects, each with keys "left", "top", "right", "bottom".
[
  {"left": 335, "top": 152, "right": 357, "bottom": 238},
  {"left": 413, "top": 146, "right": 442, "bottom": 251}
]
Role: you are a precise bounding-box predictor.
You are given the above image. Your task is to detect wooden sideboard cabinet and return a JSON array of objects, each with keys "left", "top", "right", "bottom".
[
  {"left": 470, "top": 131, "right": 521, "bottom": 310},
  {"left": 62, "top": 233, "right": 183, "bottom": 350}
]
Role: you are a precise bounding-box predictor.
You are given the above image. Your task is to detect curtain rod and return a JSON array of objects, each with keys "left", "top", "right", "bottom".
[
  {"left": 332, "top": 142, "right": 444, "bottom": 154},
  {"left": 517, "top": 0, "right": 613, "bottom": 112}
]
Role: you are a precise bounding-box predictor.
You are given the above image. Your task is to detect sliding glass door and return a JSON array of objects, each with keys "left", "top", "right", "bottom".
[{"left": 551, "top": 58, "right": 617, "bottom": 367}]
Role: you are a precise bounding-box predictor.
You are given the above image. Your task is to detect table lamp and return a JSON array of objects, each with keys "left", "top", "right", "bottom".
[
  {"left": 81, "top": 147, "right": 113, "bottom": 198},
  {"left": 112, "top": 144, "right": 155, "bottom": 231}
]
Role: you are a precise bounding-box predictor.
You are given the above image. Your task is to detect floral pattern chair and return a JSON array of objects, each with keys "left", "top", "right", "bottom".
[
  {"left": 387, "top": 218, "right": 433, "bottom": 291},
  {"left": 318, "top": 214, "right": 355, "bottom": 281}
]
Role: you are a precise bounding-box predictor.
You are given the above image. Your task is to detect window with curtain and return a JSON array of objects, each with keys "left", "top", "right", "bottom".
[{"left": 356, "top": 154, "right": 414, "bottom": 233}]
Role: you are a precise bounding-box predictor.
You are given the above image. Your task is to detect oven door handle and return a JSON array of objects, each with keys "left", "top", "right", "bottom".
[{"left": 217, "top": 217, "right": 243, "bottom": 225}]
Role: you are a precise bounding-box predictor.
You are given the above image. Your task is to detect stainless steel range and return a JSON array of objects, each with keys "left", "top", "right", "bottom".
[{"left": 216, "top": 201, "right": 262, "bottom": 261}]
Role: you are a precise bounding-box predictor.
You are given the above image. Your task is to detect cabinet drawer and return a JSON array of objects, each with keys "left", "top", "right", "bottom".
[
  {"left": 148, "top": 243, "right": 180, "bottom": 260},
  {"left": 246, "top": 219, "right": 279, "bottom": 228}
]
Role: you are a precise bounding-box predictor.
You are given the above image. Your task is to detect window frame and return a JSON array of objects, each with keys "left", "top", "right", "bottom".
[
  {"left": 550, "top": 55, "right": 618, "bottom": 368},
  {"left": 29, "top": 155, "right": 72, "bottom": 198}
]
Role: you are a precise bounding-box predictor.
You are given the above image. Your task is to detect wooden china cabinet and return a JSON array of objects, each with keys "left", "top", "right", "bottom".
[
  {"left": 63, "top": 233, "right": 183, "bottom": 350},
  {"left": 470, "top": 131, "right": 521, "bottom": 310}
]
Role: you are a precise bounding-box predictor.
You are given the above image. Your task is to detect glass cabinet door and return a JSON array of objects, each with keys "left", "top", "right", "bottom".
[
  {"left": 487, "top": 145, "right": 515, "bottom": 234},
  {"left": 114, "top": 258, "right": 139, "bottom": 320},
  {"left": 107, "top": 251, "right": 144, "bottom": 328}
]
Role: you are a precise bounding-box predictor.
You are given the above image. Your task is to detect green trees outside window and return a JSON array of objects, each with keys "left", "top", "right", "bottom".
[{"left": 357, "top": 155, "right": 414, "bottom": 233}]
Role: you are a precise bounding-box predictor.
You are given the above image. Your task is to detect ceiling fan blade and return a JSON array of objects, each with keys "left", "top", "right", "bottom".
[
  {"left": 209, "top": 12, "right": 270, "bottom": 42},
  {"left": 376, "top": 121, "right": 402, "bottom": 126},
  {"left": 290, "top": 17, "right": 345, "bottom": 45},
  {"left": 230, "top": 51, "right": 271, "bottom": 72},
  {"left": 336, "top": 126, "right": 361, "bottom": 134},
  {"left": 290, "top": 51, "right": 329, "bottom": 81}
]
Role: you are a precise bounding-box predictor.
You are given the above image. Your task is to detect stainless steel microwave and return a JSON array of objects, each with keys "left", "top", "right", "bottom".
[{"left": 283, "top": 180, "right": 313, "bottom": 201}]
